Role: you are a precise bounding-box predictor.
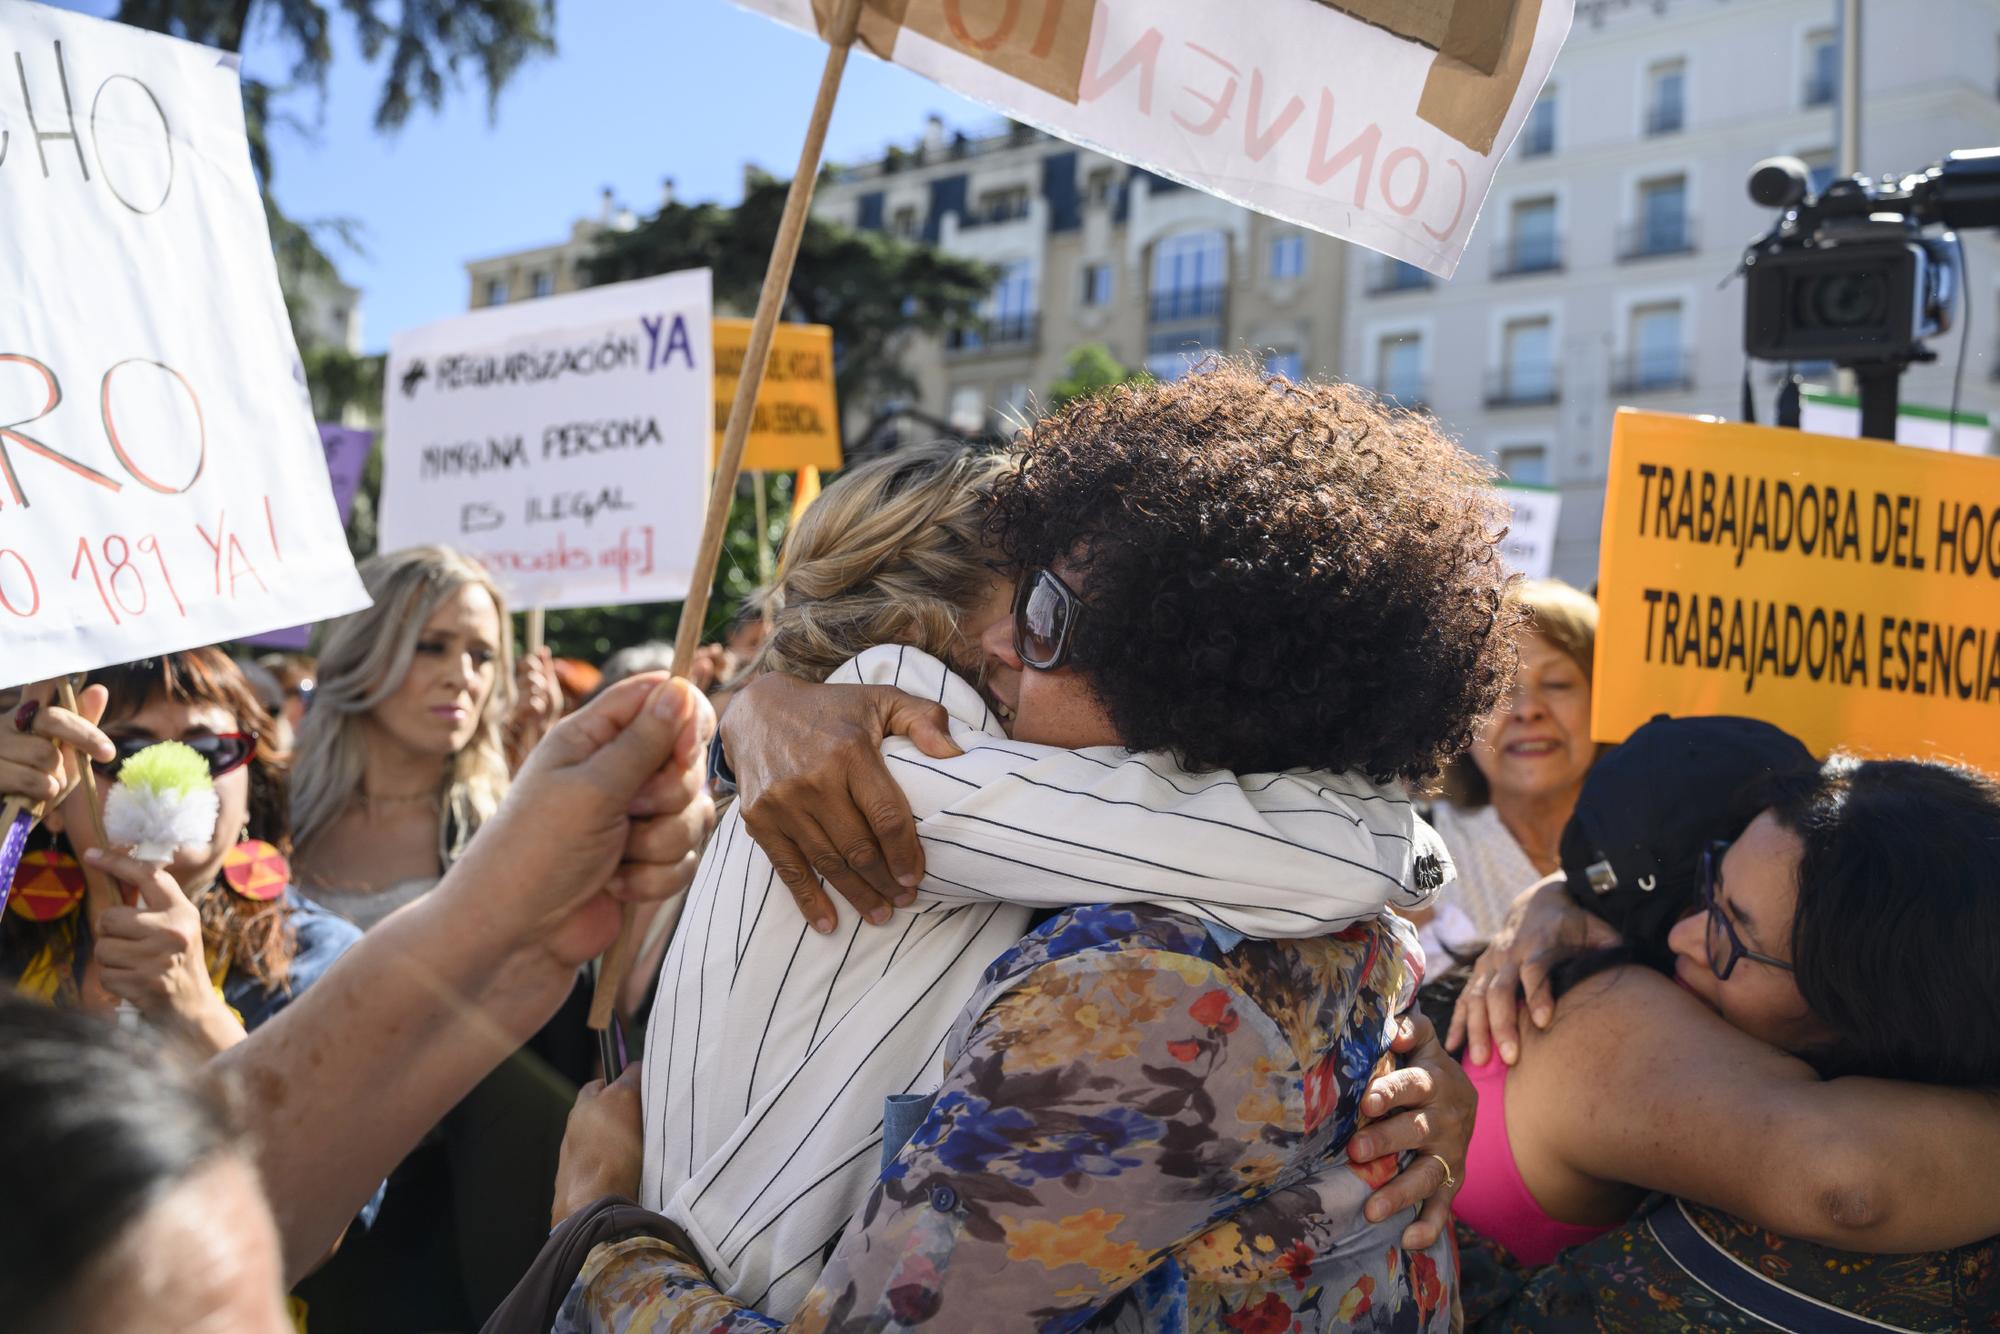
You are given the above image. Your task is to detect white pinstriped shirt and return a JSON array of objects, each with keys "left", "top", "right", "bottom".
[{"left": 639, "top": 645, "right": 1449, "bottom": 1318}]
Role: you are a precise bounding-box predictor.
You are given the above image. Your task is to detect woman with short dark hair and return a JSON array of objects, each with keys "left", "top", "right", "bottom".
[
  {"left": 0, "top": 997, "right": 292, "bottom": 1334},
  {"left": 1449, "top": 753, "right": 2000, "bottom": 1327}
]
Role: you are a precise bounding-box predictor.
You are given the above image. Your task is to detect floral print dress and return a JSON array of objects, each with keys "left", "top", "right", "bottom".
[{"left": 558, "top": 904, "right": 1455, "bottom": 1333}]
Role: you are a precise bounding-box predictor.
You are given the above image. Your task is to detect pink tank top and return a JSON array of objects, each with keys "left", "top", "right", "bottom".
[{"left": 1453, "top": 1053, "right": 1611, "bottom": 1265}]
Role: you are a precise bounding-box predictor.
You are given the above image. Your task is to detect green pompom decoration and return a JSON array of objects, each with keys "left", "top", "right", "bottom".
[{"left": 115, "top": 740, "right": 215, "bottom": 796}]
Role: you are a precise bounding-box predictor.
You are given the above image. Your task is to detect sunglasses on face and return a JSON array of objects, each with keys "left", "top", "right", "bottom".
[
  {"left": 1699, "top": 840, "right": 1795, "bottom": 981},
  {"left": 1013, "top": 567, "right": 1086, "bottom": 672},
  {"left": 92, "top": 732, "right": 255, "bottom": 782}
]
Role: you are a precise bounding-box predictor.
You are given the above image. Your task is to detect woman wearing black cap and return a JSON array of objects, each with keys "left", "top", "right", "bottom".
[{"left": 1440, "top": 730, "right": 2000, "bottom": 1327}]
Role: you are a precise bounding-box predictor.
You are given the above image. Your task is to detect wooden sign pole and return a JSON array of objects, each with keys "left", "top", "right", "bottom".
[{"left": 587, "top": 0, "right": 864, "bottom": 1035}]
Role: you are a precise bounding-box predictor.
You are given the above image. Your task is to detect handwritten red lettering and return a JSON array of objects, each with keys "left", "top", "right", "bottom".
[
  {"left": 1308, "top": 92, "right": 1381, "bottom": 203},
  {"left": 136, "top": 535, "right": 184, "bottom": 616},
  {"left": 1172, "top": 44, "right": 1238, "bottom": 136},
  {"left": 223, "top": 534, "right": 268, "bottom": 598},
  {"left": 945, "top": 0, "right": 1020, "bottom": 50},
  {"left": 262, "top": 494, "right": 282, "bottom": 562},
  {"left": 1079, "top": 21, "right": 1162, "bottom": 115},
  {"left": 1244, "top": 69, "right": 1304, "bottom": 162},
  {"left": 0, "top": 353, "right": 121, "bottom": 507},
  {"left": 100, "top": 358, "right": 205, "bottom": 494},
  {"left": 195, "top": 512, "right": 226, "bottom": 594},
  {"left": 0, "top": 549, "right": 39, "bottom": 617},
  {"left": 1381, "top": 147, "right": 1429, "bottom": 216},
  {"left": 1424, "top": 159, "right": 1469, "bottom": 242}
]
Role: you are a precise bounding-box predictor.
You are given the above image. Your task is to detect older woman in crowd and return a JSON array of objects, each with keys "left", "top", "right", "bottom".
[{"left": 1417, "top": 579, "right": 1599, "bottom": 966}]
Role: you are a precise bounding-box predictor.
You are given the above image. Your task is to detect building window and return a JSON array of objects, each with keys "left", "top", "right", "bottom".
[
  {"left": 1497, "top": 197, "right": 1561, "bottom": 276},
  {"left": 530, "top": 270, "right": 554, "bottom": 299},
  {"left": 1498, "top": 444, "right": 1550, "bottom": 487},
  {"left": 1377, "top": 332, "right": 1425, "bottom": 407},
  {"left": 1266, "top": 346, "right": 1304, "bottom": 381},
  {"left": 1521, "top": 92, "right": 1556, "bottom": 157},
  {"left": 1146, "top": 327, "right": 1223, "bottom": 381},
  {"left": 988, "top": 260, "right": 1037, "bottom": 345},
  {"left": 1620, "top": 302, "right": 1688, "bottom": 391},
  {"left": 481, "top": 276, "right": 508, "bottom": 306},
  {"left": 1081, "top": 261, "right": 1114, "bottom": 308},
  {"left": 1804, "top": 29, "right": 1838, "bottom": 108},
  {"left": 1268, "top": 233, "right": 1306, "bottom": 282},
  {"left": 1086, "top": 168, "right": 1117, "bottom": 207},
  {"left": 1368, "top": 258, "right": 1433, "bottom": 295},
  {"left": 948, "top": 385, "right": 986, "bottom": 433},
  {"left": 891, "top": 205, "right": 919, "bottom": 239},
  {"left": 996, "top": 381, "right": 1032, "bottom": 428},
  {"left": 975, "top": 186, "right": 1030, "bottom": 225},
  {"left": 1623, "top": 176, "right": 1692, "bottom": 258},
  {"left": 1493, "top": 317, "right": 1558, "bottom": 406},
  {"left": 1646, "top": 59, "right": 1686, "bottom": 135},
  {"left": 1799, "top": 148, "right": 1837, "bottom": 197},
  {"left": 1149, "top": 230, "right": 1227, "bottom": 322}
]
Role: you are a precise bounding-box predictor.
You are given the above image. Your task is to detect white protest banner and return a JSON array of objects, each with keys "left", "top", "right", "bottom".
[
  {"left": 1496, "top": 482, "right": 1561, "bottom": 578},
  {"left": 732, "top": 0, "right": 1570, "bottom": 276},
  {"left": 0, "top": 3, "right": 369, "bottom": 690},
  {"left": 1799, "top": 390, "right": 1993, "bottom": 457},
  {"left": 379, "top": 271, "right": 713, "bottom": 611}
]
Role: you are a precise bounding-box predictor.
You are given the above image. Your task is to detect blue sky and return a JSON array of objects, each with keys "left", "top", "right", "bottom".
[{"left": 59, "top": 1, "right": 996, "bottom": 353}]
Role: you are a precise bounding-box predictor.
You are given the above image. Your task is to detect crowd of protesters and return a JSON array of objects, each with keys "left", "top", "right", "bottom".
[{"left": 0, "top": 360, "right": 1994, "bottom": 1333}]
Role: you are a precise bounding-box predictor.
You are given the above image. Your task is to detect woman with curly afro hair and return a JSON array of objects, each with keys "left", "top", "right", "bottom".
[
  {"left": 539, "top": 361, "right": 1521, "bottom": 1333},
  {"left": 984, "top": 358, "right": 1519, "bottom": 781}
]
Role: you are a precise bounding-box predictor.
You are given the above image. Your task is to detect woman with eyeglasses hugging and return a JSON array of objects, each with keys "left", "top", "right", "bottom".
[
  {"left": 0, "top": 651, "right": 361, "bottom": 1056},
  {"left": 1438, "top": 746, "right": 2000, "bottom": 1328}
]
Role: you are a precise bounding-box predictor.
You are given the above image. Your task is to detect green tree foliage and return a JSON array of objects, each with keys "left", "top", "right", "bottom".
[
  {"left": 111, "top": 0, "right": 556, "bottom": 132},
  {"left": 1047, "top": 343, "right": 1151, "bottom": 408},
  {"left": 586, "top": 170, "right": 993, "bottom": 412}
]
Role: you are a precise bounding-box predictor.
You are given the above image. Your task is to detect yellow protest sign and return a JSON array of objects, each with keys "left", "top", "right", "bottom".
[
  {"left": 1593, "top": 410, "right": 2000, "bottom": 771},
  {"left": 712, "top": 320, "right": 842, "bottom": 473}
]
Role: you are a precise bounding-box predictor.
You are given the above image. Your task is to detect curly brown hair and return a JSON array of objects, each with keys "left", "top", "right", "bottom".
[{"left": 987, "top": 360, "right": 1522, "bottom": 782}]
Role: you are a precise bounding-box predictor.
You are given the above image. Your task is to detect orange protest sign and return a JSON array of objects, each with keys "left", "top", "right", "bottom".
[
  {"left": 711, "top": 320, "right": 843, "bottom": 473},
  {"left": 1593, "top": 410, "right": 2000, "bottom": 771}
]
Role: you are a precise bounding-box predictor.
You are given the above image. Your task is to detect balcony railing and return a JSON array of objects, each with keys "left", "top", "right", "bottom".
[
  {"left": 1366, "top": 261, "right": 1434, "bottom": 296},
  {"left": 1148, "top": 286, "right": 1226, "bottom": 323},
  {"left": 1803, "top": 72, "right": 1837, "bottom": 108},
  {"left": 1610, "top": 349, "right": 1696, "bottom": 395},
  {"left": 946, "top": 312, "right": 1040, "bottom": 355},
  {"left": 1485, "top": 365, "right": 1562, "bottom": 408},
  {"left": 1644, "top": 102, "right": 1684, "bottom": 136},
  {"left": 1492, "top": 236, "right": 1565, "bottom": 279},
  {"left": 1618, "top": 216, "right": 1698, "bottom": 260}
]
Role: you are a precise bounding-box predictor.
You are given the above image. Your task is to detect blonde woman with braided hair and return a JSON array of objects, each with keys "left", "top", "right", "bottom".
[{"left": 291, "top": 545, "right": 517, "bottom": 928}]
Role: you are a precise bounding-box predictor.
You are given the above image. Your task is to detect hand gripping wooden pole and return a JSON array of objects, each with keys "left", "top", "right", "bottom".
[{"left": 586, "top": 0, "right": 864, "bottom": 1038}]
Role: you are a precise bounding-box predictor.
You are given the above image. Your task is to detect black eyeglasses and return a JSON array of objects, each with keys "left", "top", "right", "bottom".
[
  {"left": 1699, "top": 840, "right": 1794, "bottom": 981},
  {"left": 93, "top": 732, "right": 255, "bottom": 781},
  {"left": 1013, "top": 567, "right": 1086, "bottom": 671}
]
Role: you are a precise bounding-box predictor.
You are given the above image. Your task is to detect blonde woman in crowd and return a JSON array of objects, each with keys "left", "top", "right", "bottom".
[
  {"left": 1417, "top": 580, "right": 1599, "bottom": 963},
  {"left": 286, "top": 544, "right": 574, "bottom": 1329},
  {"left": 290, "top": 546, "right": 518, "bottom": 928}
]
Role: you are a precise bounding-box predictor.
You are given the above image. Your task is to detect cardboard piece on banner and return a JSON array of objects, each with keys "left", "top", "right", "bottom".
[
  {"left": 711, "top": 320, "right": 843, "bottom": 472},
  {"left": 1417, "top": 0, "right": 1542, "bottom": 153},
  {"left": 1319, "top": 0, "right": 1515, "bottom": 75},
  {"left": 0, "top": 2, "right": 369, "bottom": 690},
  {"left": 811, "top": 0, "right": 1096, "bottom": 103},
  {"left": 1592, "top": 410, "right": 2000, "bottom": 773}
]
